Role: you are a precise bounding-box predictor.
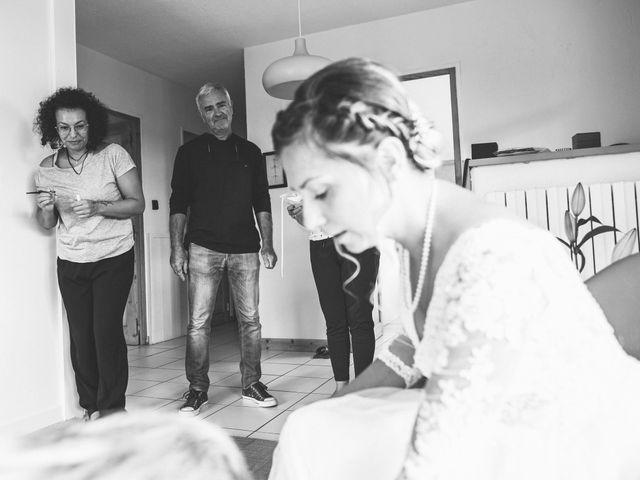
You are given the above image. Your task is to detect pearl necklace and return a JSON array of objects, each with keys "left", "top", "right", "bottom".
[{"left": 402, "top": 179, "right": 438, "bottom": 313}]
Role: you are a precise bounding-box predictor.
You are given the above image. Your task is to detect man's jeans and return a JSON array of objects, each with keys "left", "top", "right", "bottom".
[{"left": 186, "top": 243, "right": 262, "bottom": 391}]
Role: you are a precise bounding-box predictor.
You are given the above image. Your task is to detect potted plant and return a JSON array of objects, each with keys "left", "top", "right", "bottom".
[{"left": 558, "top": 182, "right": 637, "bottom": 272}]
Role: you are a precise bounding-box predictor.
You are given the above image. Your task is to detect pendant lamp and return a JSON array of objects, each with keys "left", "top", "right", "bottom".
[{"left": 262, "top": 0, "right": 331, "bottom": 100}]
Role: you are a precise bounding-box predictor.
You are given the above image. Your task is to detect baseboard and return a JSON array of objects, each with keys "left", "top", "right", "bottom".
[
  {"left": 262, "top": 338, "right": 326, "bottom": 352},
  {"left": 1, "top": 405, "right": 64, "bottom": 435}
]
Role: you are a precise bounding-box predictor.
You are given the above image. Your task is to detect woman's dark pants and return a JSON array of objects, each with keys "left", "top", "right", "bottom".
[
  {"left": 57, "top": 248, "right": 134, "bottom": 415},
  {"left": 309, "top": 239, "right": 380, "bottom": 382}
]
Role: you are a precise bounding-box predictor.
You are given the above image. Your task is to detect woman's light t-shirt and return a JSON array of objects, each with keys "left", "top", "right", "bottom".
[{"left": 35, "top": 143, "right": 136, "bottom": 263}]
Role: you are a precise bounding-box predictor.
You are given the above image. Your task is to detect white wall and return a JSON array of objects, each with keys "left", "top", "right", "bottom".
[
  {"left": 77, "top": 45, "right": 205, "bottom": 343},
  {"left": 244, "top": 0, "right": 640, "bottom": 339},
  {"left": 0, "top": 0, "right": 76, "bottom": 433}
]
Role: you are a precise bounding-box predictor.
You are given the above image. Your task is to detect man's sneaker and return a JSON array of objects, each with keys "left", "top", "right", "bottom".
[
  {"left": 179, "top": 389, "right": 208, "bottom": 416},
  {"left": 242, "top": 381, "right": 277, "bottom": 407}
]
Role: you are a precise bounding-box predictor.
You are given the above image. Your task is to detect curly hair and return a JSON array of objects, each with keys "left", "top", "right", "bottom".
[
  {"left": 34, "top": 87, "right": 109, "bottom": 150},
  {"left": 271, "top": 57, "right": 441, "bottom": 171}
]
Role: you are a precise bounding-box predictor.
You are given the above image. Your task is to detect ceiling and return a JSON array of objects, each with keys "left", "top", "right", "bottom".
[{"left": 76, "top": 0, "right": 468, "bottom": 93}]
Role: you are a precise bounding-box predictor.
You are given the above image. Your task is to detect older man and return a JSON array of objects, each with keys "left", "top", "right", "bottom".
[{"left": 169, "top": 83, "right": 278, "bottom": 415}]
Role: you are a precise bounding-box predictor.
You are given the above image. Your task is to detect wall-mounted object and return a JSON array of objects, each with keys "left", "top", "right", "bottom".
[
  {"left": 471, "top": 142, "right": 498, "bottom": 159},
  {"left": 264, "top": 151, "right": 287, "bottom": 189},
  {"left": 572, "top": 132, "right": 601, "bottom": 149}
]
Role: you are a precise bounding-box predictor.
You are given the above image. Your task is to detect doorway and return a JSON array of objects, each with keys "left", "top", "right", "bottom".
[
  {"left": 400, "top": 67, "right": 461, "bottom": 184},
  {"left": 105, "top": 110, "right": 147, "bottom": 345},
  {"left": 181, "top": 128, "right": 235, "bottom": 326}
]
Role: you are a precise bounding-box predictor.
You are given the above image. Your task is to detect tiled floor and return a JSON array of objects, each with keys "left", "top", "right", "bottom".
[{"left": 125, "top": 322, "right": 350, "bottom": 441}]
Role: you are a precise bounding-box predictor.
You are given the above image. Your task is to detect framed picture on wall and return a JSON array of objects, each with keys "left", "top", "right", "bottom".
[{"left": 264, "top": 151, "right": 287, "bottom": 189}]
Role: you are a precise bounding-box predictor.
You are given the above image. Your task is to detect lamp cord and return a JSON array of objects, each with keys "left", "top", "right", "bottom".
[{"left": 297, "top": 0, "right": 302, "bottom": 37}]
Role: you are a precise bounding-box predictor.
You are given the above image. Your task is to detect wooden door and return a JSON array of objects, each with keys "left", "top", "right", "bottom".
[{"left": 105, "top": 110, "right": 146, "bottom": 345}]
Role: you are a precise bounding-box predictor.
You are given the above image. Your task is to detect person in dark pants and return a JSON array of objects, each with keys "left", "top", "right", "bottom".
[
  {"left": 287, "top": 201, "right": 379, "bottom": 393},
  {"left": 170, "top": 83, "right": 278, "bottom": 415},
  {"left": 32, "top": 87, "right": 145, "bottom": 420}
]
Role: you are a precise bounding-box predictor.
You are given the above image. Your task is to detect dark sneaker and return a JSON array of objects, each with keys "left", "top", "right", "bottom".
[
  {"left": 242, "top": 381, "right": 277, "bottom": 407},
  {"left": 179, "top": 389, "right": 208, "bottom": 416}
]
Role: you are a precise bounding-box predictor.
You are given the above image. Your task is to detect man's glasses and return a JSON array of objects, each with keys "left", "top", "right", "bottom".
[{"left": 56, "top": 123, "right": 89, "bottom": 137}]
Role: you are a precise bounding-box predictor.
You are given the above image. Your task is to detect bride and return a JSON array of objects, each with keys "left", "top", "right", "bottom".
[{"left": 267, "top": 57, "right": 640, "bottom": 479}]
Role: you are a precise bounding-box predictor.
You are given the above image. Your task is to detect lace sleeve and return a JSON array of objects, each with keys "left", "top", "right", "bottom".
[
  {"left": 377, "top": 334, "right": 423, "bottom": 388},
  {"left": 399, "top": 241, "right": 546, "bottom": 479}
]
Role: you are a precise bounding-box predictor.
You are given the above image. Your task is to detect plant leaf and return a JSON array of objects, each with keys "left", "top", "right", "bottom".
[
  {"left": 577, "top": 225, "right": 619, "bottom": 248},
  {"left": 575, "top": 215, "right": 604, "bottom": 227},
  {"left": 556, "top": 237, "right": 571, "bottom": 248},
  {"left": 611, "top": 228, "right": 638, "bottom": 263},
  {"left": 570, "top": 182, "right": 586, "bottom": 217},
  {"left": 576, "top": 248, "right": 586, "bottom": 272}
]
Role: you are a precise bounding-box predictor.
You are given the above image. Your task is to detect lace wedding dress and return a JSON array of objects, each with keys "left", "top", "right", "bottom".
[{"left": 269, "top": 219, "right": 640, "bottom": 480}]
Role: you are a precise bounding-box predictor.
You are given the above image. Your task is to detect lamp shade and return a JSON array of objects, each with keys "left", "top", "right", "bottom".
[{"left": 262, "top": 37, "right": 331, "bottom": 100}]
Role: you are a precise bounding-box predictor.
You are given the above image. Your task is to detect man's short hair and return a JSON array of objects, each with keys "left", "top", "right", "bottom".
[{"left": 196, "top": 83, "right": 232, "bottom": 113}]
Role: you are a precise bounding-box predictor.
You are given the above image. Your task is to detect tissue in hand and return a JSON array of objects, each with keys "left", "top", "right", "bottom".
[{"left": 284, "top": 192, "right": 302, "bottom": 206}]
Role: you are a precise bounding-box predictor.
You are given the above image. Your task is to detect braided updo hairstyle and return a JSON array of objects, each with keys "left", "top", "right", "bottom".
[{"left": 272, "top": 57, "right": 441, "bottom": 171}]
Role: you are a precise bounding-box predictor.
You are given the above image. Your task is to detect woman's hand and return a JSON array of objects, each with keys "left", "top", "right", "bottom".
[
  {"left": 72, "top": 198, "right": 102, "bottom": 218},
  {"left": 36, "top": 190, "right": 56, "bottom": 212}
]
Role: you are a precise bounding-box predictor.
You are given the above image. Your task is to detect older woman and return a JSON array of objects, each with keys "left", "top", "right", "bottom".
[
  {"left": 33, "top": 87, "right": 145, "bottom": 419},
  {"left": 268, "top": 58, "right": 640, "bottom": 479}
]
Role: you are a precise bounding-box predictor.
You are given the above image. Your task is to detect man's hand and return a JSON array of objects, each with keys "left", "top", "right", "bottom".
[
  {"left": 170, "top": 246, "right": 189, "bottom": 281},
  {"left": 260, "top": 245, "right": 278, "bottom": 269}
]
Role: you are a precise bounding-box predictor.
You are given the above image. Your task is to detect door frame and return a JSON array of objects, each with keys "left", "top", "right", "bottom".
[
  {"left": 399, "top": 67, "right": 462, "bottom": 184},
  {"left": 106, "top": 109, "right": 148, "bottom": 345}
]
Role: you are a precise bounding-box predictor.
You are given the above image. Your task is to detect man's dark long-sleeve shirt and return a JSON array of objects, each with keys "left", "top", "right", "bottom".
[{"left": 169, "top": 133, "right": 271, "bottom": 253}]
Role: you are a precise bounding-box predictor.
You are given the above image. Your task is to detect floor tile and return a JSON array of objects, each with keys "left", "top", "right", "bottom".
[
  {"left": 287, "top": 393, "right": 331, "bottom": 410},
  {"left": 224, "top": 428, "right": 252, "bottom": 438},
  {"left": 311, "top": 379, "right": 336, "bottom": 395},
  {"left": 135, "top": 381, "right": 188, "bottom": 400},
  {"left": 155, "top": 400, "right": 182, "bottom": 413},
  {"left": 248, "top": 431, "right": 280, "bottom": 441},
  {"left": 126, "top": 379, "right": 161, "bottom": 395},
  {"left": 262, "top": 349, "right": 288, "bottom": 360},
  {"left": 306, "top": 358, "right": 332, "bottom": 366},
  {"left": 203, "top": 405, "right": 281, "bottom": 431},
  {"left": 125, "top": 395, "right": 173, "bottom": 411},
  {"left": 129, "top": 355, "right": 177, "bottom": 368},
  {"left": 267, "top": 376, "right": 327, "bottom": 393},
  {"left": 156, "top": 359, "right": 185, "bottom": 370},
  {"left": 255, "top": 411, "right": 292, "bottom": 434},
  {"left": 129, "top": 367, "right": 183, "bottom": 382},
  {"left": 260, "top": 363, "right": 299, "bottom": 376},
  {"left": 286, "top": 364, "right": 334, "bottom": 378},
  {"left": 154, "top": 337, "right": 186, "bottom": 348},
  {"left": 264, "top": 351, "right": 314, "bottom": 364},
  {"left": 130, "top": 345, "right": 176, "bottom": 355},
  {"left": 145, "top": 348, "right": 185, "bottom": 360},
  {"left": 208, "top": 386, "right": 243, "bottom": 405}
]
